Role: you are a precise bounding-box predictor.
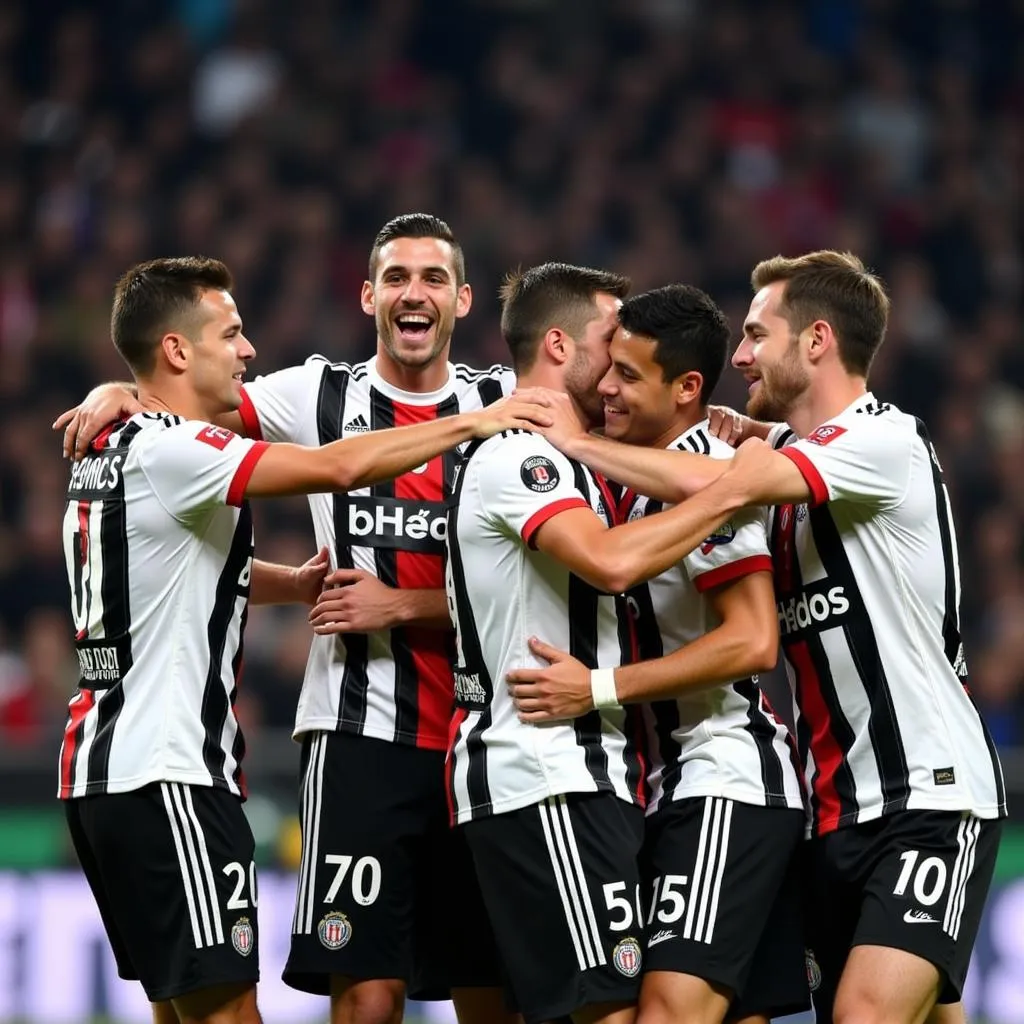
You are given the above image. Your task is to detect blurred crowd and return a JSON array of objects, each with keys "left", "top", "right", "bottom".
[{"left": 0, "top": 0, "right": 1022, "bottom": 755}]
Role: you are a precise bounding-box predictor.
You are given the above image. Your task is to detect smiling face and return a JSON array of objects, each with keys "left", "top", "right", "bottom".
[
  {"left": 362, "top": 236, "right": 471, "bottom": 371},
  {"left": 733, "top": 281, "right": 811, "bottom": 421},
  {"left": 562, "top": 291, "right": 622, "bottom": 429},
  {"left": 187, "top": 289, "right": 255, "bottom": 414},
  {"left": 599, "top": 326, "right": 688, "bottom": 445}
]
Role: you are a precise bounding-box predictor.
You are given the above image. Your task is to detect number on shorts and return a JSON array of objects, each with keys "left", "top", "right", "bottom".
[
  {"left": 647, "top": 874, "right": 688, "bottom": 925},
  {"left": 602, "top": 880, "right": 644, "bottom": 932},
  {"left": 324, "top": 854, "right": 383, "bottom": 906},
  {"left": 893, "top": 850, "right": 949, "bottom": 906},
  {"left": 223, "top": 860, "right": 259, "bottom": 910}
]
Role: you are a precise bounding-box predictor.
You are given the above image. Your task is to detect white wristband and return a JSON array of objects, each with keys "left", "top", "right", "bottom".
[{"left": 590, "top": 668, "right": 621, "bottom": 710}]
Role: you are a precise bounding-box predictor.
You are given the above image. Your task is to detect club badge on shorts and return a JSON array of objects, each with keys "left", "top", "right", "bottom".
[
  {"left": 231, "top": 917, "right": 254, "bottom": 957},
  {"left": 612, "top": 936, "right": 642, "bottom": 977},
  {"left": 319, "top": 911, "right": 353, "bottom": 950}
]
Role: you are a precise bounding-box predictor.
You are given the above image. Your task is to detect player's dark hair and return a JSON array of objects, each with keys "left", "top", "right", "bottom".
[
  {"left": 111, "top": 256, "right": 234, "bottom": 377},
  {"left": 499, "top": 262, "right": 630, "bottom": 373},
  {"left": 617, "top": 284, "right": 731, "bottom": 403},
  {"left": 751, "top": 251, "right": 890, "bottom": 377},
  {"left": 368, "top": 213, "right": 466, "bottom": 287}
]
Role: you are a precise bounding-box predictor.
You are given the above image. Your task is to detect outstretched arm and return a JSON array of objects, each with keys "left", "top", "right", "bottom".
[
  {"left": 309, "top": 570, "right": 452, "bottom": 634},
  {"left": 507, "top": 569, "right": 778, "bottom": 721},
  {"left": 250, "top": 548, "right": 330, "bottom": 605}
]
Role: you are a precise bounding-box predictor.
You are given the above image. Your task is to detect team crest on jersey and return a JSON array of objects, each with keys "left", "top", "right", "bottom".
[
  {"left": 700, "top": 522, "right": 735, "bottom": 555},
  {"left": 612, "top": 936, "right": 642, "bottom": 977},
  {"left": 318, "top": 911, "right": 352, "bottom": 950},
  {"left": 806, "top": 424, "right": 846, "bottom": 446},
  {"left": 520, "top": 455, "right": 559, "bottom": 492},
  {"left": 805, "top": 948, "right": 822, "bottom": 991},
  {"left": 231, "top": 917, "right": 254, "bottom": 957},
  {"left": 196, "top": 425, "right": 236, "bottom": 450}
]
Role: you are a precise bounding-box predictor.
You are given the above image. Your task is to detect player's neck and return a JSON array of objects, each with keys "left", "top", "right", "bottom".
[
  {"left": 136, "top": 382, "right": 213, "bottom": 423},
  {"left": 648, "top": 408, "right": 707, "bottom": 451},
  {"left": 787, "top": 375, "right": 868, "bottom": 438},
  {"left": 374, "top": 346, "right": 451, "bottom": 394}
]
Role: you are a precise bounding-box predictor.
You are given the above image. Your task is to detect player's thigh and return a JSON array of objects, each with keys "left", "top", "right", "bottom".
[
  {"left": 464, "top": 792, "right": 646, "bottom": 1024},
  {"left": 285, "top": 732, "right": 441, "bottom": 994},
  {"left": 172, "top": 980, "right": 260, "bottom": 1024},
  {"left": 637, "top": 970, "right": 730, "bottom": 1024},
  {"left": 833, "top": 943, "right": 941, "bottom": 1024},
  {"left": 411, "top": 818, "right": 505, "bottom": 1000},
  {"left": 642, "top": 797, "right": 805, "bottom": 1017},
  {"left": 72, "top": 782, "right": 260, "bottom": 1002}
]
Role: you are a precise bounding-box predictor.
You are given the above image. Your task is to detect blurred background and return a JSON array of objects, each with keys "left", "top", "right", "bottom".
[{"left": 0, "top": 0, "right": 1022, "bottom": 1020}]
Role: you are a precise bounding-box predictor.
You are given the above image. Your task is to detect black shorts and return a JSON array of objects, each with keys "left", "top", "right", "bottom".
[
  {"left": 65, "top": 782, "right": 260, "bottom": 1002},
  {"left": 641, "top": 796, "right": 809, "bottom": 1018},
  {"left": 284, "top": 731, "right": 500, "bottom": 997},
  {"left": 463, "top": 792, "right": 646, "bottom": 1024},
  {"left": 803, "top": 810, "right": 1002, "bottom": 1017}
]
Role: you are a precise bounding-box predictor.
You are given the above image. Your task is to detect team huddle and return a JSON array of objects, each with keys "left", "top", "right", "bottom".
[{"left": 55, "top": 214, "right": 1005, "bottom": 1024}]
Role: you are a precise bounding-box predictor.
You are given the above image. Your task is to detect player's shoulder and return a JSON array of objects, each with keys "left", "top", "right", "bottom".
[
  {"left": 303, "top": 354, "right": 371, "bottom": 379},
  {"left": 470, "top": 427, "right": 565, "bottom": 471},
  {"left": 451, "top": 361, "right": 516, "bottom": 396},
  {"left": 804, "top": 397, "right": 917, "bottom": 449}
]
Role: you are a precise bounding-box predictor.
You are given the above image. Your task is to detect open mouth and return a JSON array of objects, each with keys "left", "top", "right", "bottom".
[
  {"left": 232, "top": 372, "right": 246, "bottom": 383},
  {"left": 603, "top": 403, "right": 627, "bottom": 419},
  {"left": 394, "top": 312, "right": 434, "bottom": 342}
]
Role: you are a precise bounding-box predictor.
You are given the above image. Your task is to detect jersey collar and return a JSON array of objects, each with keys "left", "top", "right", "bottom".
[
  {"left": 366, "top": 356, "right": 456, "bottom": 405},
  {"left": 666, "top": 417, "right": 711, "bottom": 451}
]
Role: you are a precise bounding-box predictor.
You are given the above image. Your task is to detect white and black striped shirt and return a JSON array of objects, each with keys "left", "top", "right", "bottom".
[
  {"left": 58, "top": 414, "right": 269, "bottom": 799},
  {"left": 445, "top": 430, "right": 646, "bottom": 823},
  {"left": 768, "top": 393, "right": 1006, "bottom": 835},
  {"left": 623, "top": 423, "right": 805, "bottom": 814},
  {"left": 239, "top": 355, "right": 514, "bottom": 750}
]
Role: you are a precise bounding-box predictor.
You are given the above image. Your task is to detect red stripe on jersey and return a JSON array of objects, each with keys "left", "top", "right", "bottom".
[
  {"left": 693, "top": 554, "right": 774, "bottom": 593},
  {"left": 779, "top": 448, "right": 829, "bottom": 507},
  {"left": 226, "top": 442, "right": 270, "bottom": 506},
  {"left": 787, "top": 639, "right": 843, "bottom": 833},
  {"left": 446, "top": 707, "right": 470, "bottom": 824},
  {"left": 59, "top": 689, "right": 96, "bottom": 797},
  {"left": 392, "top": 401, "right": 453, "bottom": 750},
  {"left": 237, "top": 387, "right": 263, "bottom": 440},
  {"left": 90, "top": 421, "right": 119, "bottom": 452},
  {"left": 522, "top": 498, "right": 590, "bottom": 548}
]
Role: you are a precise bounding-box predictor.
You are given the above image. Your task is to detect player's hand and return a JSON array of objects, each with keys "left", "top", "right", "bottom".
[
  {"left": 53, "top": 383, "right": 143, "bottom": 461},
  {"left": 507, "top": 636, "right": 592, "bottom": 722},
  {"left": 470, "top": 388, "right": 555, "bottom": 438},
  {"left": 533, "top": 390, "right": 586, "bottom": 455},
  {"left": 706, "top": 404, "right": 746, "bottom": 446},
  {"left": 309, "top": 568, "right": 403, "bottom": 634},
  {"left": 292, "top": 547, "right": 331, "bottom": 605}
]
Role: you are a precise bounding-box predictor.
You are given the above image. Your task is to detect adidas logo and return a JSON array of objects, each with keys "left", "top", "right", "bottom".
[{"left": 344, "top": 414, "right": 370, "bottom": 434}]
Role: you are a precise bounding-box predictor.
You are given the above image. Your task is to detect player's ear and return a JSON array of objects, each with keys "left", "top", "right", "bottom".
[
  {"left": 675, "top": 371, "right": 703, "bottom": 408},
  {"left": 806, "top": 319, "right": 834, "bottom": 364},
  {"left": 542, "top": 328, "right": 570, "bottom": 366},
  {"left": 455, "top": 283, "right": 472, "bottom": 319},
  {"left": 160, "top": 332, "right": 189, "bottom": 372},
  {"left": 360, "top": 280, "right": 375, "bottom": 317}
]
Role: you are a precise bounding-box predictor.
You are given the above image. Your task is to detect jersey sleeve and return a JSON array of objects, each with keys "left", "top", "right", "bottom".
[
  {"left": 778, "top": 419, "right": 913, "bottom": 508},
  {"left": 767, "top": 422, "right": 796, "bottom": 450},
  {"left": 473, "top": 433, "right": 591, "bottom": 547},
  {"left": 238, "top": 357, "right": 325, "bottom": 443},
  {"left": 139, "top": 422, "right": 270, "bottom": 519},
  {"left": 684, "top": 506, "right": 772, "bottom": 592}
]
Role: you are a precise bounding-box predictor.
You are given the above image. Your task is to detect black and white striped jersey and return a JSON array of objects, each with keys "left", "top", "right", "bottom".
[
  {"left": 767, "top": 393, "right": 1006, "bottom": 835},
  {"left": 624, "top": 422, "right": 805, "bottom": 815},
  {"left": 445, "top": 430, "right": 646, "bottom": 824},
  {"left": 238, "top": 355, "right": 514, "bottom": 750},
  {"left": 58, "top": 414, "right": 269, "bottom": 799}
]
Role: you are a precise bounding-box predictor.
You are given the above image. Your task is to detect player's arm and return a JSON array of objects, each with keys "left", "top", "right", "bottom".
[
  {"left": 244, "top": 391, "right": 552, "bottom": 498},
  {"left": 54, "top": 381, "right": 246, "bottom": 459},
  {"left": 532, "top": 481, "right": 742, "bottom": 594},
  {"left": 509, "top": 569, "right": 778, "bottom": 720},
  {"left": 308, "top": 571, "right": 451, "bottom": 634},
  {"left": 250, "top": 548, "right": 329, "bottom": 605}
]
